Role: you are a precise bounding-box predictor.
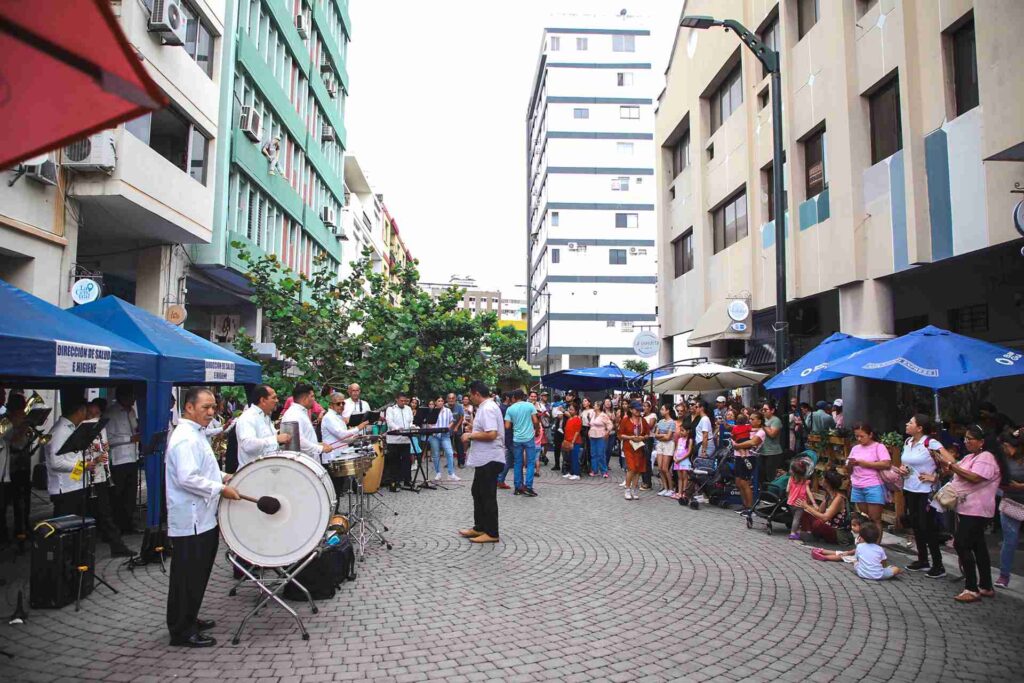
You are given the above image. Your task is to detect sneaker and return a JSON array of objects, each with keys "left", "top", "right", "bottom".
[
  {"left": 632, "top": 490, "right": 641, "bottom": 500},
  {"left": 603, "top": 473, "right": 609, "bottom": 479},
  {"left": 449, "top": 474, "right": 461, "bottom": 481},
  {"left": 639, "top": 485, "right": 651, "bottom": 491},
  {"left": 926, "top": 566, "right": 947, "bottom": 579},
  {"left": 562, "top": 473, "right": 571, "bottom": 479},
  {"left": 906, "top": 560, "right": 931, "bottom": 572},
  {"left": 588, "top": 472, "right": 596, "bottom": 477},
  {"left": 787, "top": 533, "right": 801, "bottom": 540},
  {"left": 434, "top": 472, "right": 442, "bottom": 481},
  {"left": 619, "top": 481, "right": 627, "bottom": 487},
  {"left": 995, "top": 575, "right": 1010, "bottom": 589},
  {"left": 624, "top": 490, "right": 633, "bottom": 500},
  {"left": 525, "top": 488, "right": 538, "bottom": 497},
  {"left": 514, "top": 487, "right": 524, "bottom": 496},
  {"left": 497, "top": 482, "right": 511, "bottom": 490},
  {"left": 734, "top": 508, "right": 751, "bottom": 515},
  {"left": 568, "top": 475, "right": 580, "bottom": 480}
]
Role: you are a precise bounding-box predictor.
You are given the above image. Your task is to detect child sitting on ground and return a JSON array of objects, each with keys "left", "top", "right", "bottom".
[
  {"left": 787, "top": 459, "right": 813, "bottom": 540},
  {"left": 853, "top": 522, "right": 902, "bottom": 580},
  {"left": 812, "top": 513, "right": 866, "bottom": 562}
]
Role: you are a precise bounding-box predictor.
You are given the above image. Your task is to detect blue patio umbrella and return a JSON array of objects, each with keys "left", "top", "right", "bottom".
[
  {"left": 828, "top": 325, "right": 1024, "bottom": 418},
  {"left": 542, "top": 364, "right": 638, "bottom": 392},
  {"left": 763, "top": 332, "right": 877, "bottom": 390}
]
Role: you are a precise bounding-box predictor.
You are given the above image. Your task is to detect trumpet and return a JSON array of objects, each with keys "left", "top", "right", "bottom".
[{"left": 0, "top": 392, "right": 52, "bottom": 446}]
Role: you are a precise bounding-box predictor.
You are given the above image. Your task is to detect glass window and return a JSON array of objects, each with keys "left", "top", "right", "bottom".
[
  {"left": 672, "top": 131, "right": 690, "bottom": 177},
  {"left": 550, "top": 36, "right": 560, "bottom": 51},
  {"left": 710, "top": 64, "right": 742, "bottom": 133},
  {"left": 617, "top": 142, "right": 635, "bottom": 155},
  {"left": 612, "top": 34, "right": 636, "bottom": 52},
  {"left": 617, "top": 72, "right": 634, "bottom": 87},
  {"left": 759, "top": 16, "right": 779, "bottom": 79},
  {"left": 612, "top": 176, "right": 629, "bottom": 191},
  {"left": 672, "top": 230, "right": 693, "bottom": 277},
  {"left": 797, "top": 0, "right": 819, "bottom": 40},
  {"left": 576, "top": 37, "right": 588, "bottom": 51},
  {"left": 573, "top": 108, "right": 590, "bottom": 119},
  {"left": 551, "top": 248, "right": 560, "bottom": 264},
  {"left": 551, "top": 211, "right": 559, "bottom": 226},
  {"left": 869, "top": 76, "right": 902, "bottom": 164},
  {"left": 189, "top": 125, "right": 208, "bottom": 184},
  {"left": 615, "top": 213, "right": 639, "bottom": 229},
  {"left": 609, "top": 249, "right": 627, "bottom": 265},
  {"left": 712, "top": 190, "right": 748, "bottom": 254},
  {"left": 127, "top": 106, "right": 210, "bottom": 185},
  {"left": 620, "top": 106, "right": 640, "bottom": 120},
  {"left": 952, "top": 19, "right": 978, "bottom": 116},
  {"left": 804, "top": 128, "right": 826, "bottom": 198}
]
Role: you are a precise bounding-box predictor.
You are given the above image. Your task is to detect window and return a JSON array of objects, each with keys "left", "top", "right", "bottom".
[
  {"left": 758, "top": 87, "right": 770, "bottom": 110},
  {"left": 576, "top": 37, "right": 588, "bottom": 51},
  {"left": 797, "top": 0, "right": 819, "bottom": 40},
  {"left": 609, "top": 249, "right": 627, "bottom": 265},
  {"left": 947, "top": 303, "right": 988, "bottom": 334},
  {"left": 856, "top": 0, "right": 879, "bottom": 18},
  {"left": 620, "top": 106, "right": 640, "bottom": 120},
  {"left": 125, "top": 108, "right": 210, "bottom": 184},
  {"left": 611, "top": 176, "right": 630, "bottom": 191},
  {"left": 551, "top": 248, "right": 560, "bottom": 264},
  {"left": 550, "top": 36, "right": 560, "bottom": 51},
  {"left": 710, "top": 64, "right": 742, "bottom": 133},
  {"left": 182, "top": 1, "right": 214, "bottom": 77},
  {"left": 617, "top": 72, "right": 634, "bottom": 87},
  {"left": 803, "top": 128, "right": 826, "bottom": 198},
  {"left": 573, "top": 108, "right": 590, "bottom": 119},
  {"left": 615, "top": 213, "right": 639, "bottom": 229},
  {"left": 712, "top": 190, "right": 748, "bottom": 253},
  {"left": 672, "top": 230, "right": 694, "bottom": 277},
  {"left": 551, "top": 211, "right": 560, "bottom": 226},
  {"left": 672, "top": 131, "right": 690, "bottom": 177},
  {"left": 758, "top": 16, "right": 779, "bottom": 79},
  {"left": 764, "top": 165, "right": 788, "bottom": 221},
  {"left": 868, "top": 76, "right": 902, "bottom": 164},
  {"left": 952, "top": 19, "right": 979, "bottom": 116},
  {"left": 612, "top": 34, "right": 636, "bottom": 52},
  {"left": 617, "top": 142, "right": 635, "bottom": 155}
]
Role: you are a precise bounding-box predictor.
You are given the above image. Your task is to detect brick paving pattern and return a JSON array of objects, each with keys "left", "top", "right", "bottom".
[{"left": 1, "top": 472, "right": 1023, "bottom": 682}]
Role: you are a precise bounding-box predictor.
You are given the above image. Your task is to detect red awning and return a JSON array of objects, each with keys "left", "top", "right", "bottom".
[{"left": 0, "top": 0, "right": 167, "bottom": 168}]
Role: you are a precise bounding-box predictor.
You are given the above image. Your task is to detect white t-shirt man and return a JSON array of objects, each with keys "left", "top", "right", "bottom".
[{"left": 466, "top": 398, "right": 506, "bottom": 468}]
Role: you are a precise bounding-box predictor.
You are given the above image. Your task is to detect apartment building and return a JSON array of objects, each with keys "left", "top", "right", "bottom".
[
  {"left": 190, "top": 0, "right": 351, "bottom": 345},
  {"left": 1, "top": 0, "right": 226, "bottom": 311},
  {"left": 657, "top": 0, "right": 1024, "bottom": 419},
  {"left": 526, "top": 14, "right": 659, "bottom": 375}
]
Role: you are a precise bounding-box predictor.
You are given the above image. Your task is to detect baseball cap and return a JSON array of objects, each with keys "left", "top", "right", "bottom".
[
  {"left": 630, "top": 401, "right": 643, "bottom": 411},
  {"left": 716, "top": 395, "right": 726, "bottom": 403},
  {"left": 816, "top": 400, "right": 828, "bottom": 410},
  {"left": 833, "top": 398, "right": 843, "bottom": 407}
]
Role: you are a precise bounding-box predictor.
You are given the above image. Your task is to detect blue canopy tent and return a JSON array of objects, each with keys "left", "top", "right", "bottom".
[
  {"left": 542, "top": 364, "right": 638, "bottom": 392},
  {"left": 828, "top": 325, "right": 1024, "bottom": 419},
  {"left": 0, "top": 278, "right": 157, "bottom": 386},
  {"left": 71, "top": 296, "right": 261, "bottom": 527},
  {"left": 763, "top": 332, "right": 877, "bottom": 390}
]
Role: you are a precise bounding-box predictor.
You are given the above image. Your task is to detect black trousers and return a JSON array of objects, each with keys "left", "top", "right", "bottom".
[
  {"left": 453, "top": 433, "right": 466, "bottom": 466},
  {"left": 4, "top": 470, "right": 31, "bottom": 537},
  {"left": 904, "top": 490, "right": 944, "bottom": 567},
  {"left": 955, "top": 514, "right": 992, "bottom": 593},
  {"left": 471, "top": 461, "right": 502, "bottom": 538},
  {"left": 167, "top": 527, "right": 220, "bottom": 640},
  {"left": 87, "top": 481, "right": 126, "bottom": 550},
  {"left": 384, "top": 443, "right": 411, "bottom": 486},
  {"left": 110, "top": 462, "right": 139, "bottom": 531}
]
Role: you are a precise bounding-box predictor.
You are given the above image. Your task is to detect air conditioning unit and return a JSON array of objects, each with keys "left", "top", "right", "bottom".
[
  {"left": 321, "top": 206, "right": 336, "bottom": 228},
  {"left": 63, "top": 131, "right": 116, "bottom": 172},
  {"left": 321, "top": 125, "right": 336, "bottom": 143},
  {"left": 148, "top": 0, "right": 187, "bottom": 46},
  {"left": 326, "top": 79, "right": 338, "bottom": 99},
  {"left": 567, "top": 242, "right": 579, "bottom": 251},
  {"left": 320, "top": 57, "right": 332, "bottom": 74},
  {"left": 295, "top": 13, "right": 309, "bottom": 39},
  {"left": 23, "top": 160, "right": 58, "bottom": 187},
  {"left": 240, "top": 106, "right": 262, "bottom": 142}
]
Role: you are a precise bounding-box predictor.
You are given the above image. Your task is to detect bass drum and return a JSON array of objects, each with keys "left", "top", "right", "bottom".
[{"left": 219, "top": 451, "right": 336, "bottom": 567}]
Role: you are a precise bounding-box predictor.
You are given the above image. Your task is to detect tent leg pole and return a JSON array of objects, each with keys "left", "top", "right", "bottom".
[{"left": 933, "top": 391, "right": 940, "bottom": 423}]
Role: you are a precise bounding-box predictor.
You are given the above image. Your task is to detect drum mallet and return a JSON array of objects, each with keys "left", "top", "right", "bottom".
[{"left": 237, "top": 494, "right": 281, "bottom": 515}]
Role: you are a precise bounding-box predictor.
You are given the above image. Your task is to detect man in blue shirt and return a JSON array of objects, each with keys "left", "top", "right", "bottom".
[{"left": 504, "top": 390, "right": 540, "bottom": 497}]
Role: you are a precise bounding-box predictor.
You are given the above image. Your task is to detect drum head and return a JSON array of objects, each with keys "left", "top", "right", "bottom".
[{"left": 219, "top": 452, "right": 334, "bottom": 567}]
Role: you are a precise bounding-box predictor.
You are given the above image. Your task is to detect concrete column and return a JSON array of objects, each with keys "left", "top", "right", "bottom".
[
  {"left": 134, "top": 245, "right": 188, "bottom": 316},
  {"left": 839, "top": 279, "right": 896, "bottom": 427}
]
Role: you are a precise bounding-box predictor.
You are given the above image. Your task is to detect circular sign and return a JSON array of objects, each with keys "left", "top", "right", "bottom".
[
  {"left": 632, "top": 331, "right": 660, "bottom": 358},
  {"left": 727, "top": 299, "right": 750, "bottom": 322},
  {"left": 1013, "top": 199, "right": 1024, "bottom": 239},
  {"left": 165, "top": 304, "right": 187, "bottom": 325},
  {"left": 71, "top": 278, "right": 100, "bottom": 305}
]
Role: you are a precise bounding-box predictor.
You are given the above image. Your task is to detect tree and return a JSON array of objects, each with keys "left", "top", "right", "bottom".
[
  {"left": 487, "top": 324, "right": 533, "bottom": 390},
  {"left": 623, "top": 359, "right": 650, "bottom": 374}
]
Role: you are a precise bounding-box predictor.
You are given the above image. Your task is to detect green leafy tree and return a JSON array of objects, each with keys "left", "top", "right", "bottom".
[
  {"left": 486, "top": 324, "right": 533, "bottom": 390},
  {"left": 623, "top": 359, "right": 650, "bottom": 374}
]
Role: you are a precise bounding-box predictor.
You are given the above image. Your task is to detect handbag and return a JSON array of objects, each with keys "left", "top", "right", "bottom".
[
  {"left": 934, "top": 482, "right": 960, "bottom": 510},
  {"left": 1000, "top": 497, "right": 1024, "bottom": 522}
]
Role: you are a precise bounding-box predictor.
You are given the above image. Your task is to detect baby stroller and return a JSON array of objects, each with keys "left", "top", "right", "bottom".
[
  {"left": 688, "top": 441, "right": 737, "bottom": 510},
  {"left": 745, "top": 450, "right": 818, "bottom": 535}
]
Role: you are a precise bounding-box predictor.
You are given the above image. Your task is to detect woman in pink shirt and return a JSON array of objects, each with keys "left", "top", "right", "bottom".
[
  {"left": 934, "top": 425, "right": 1005, "bottom": 602},
  {"left": 846, "top": 423, "right": 891, "bottom": 543}
]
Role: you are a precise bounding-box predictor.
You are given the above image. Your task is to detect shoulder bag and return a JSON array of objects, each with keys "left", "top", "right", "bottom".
[
  {"left": 934, "top": 482, "right": 960, "bottom": 510},
  {"left": 999, "top": 497, "right": 1024, "bottom": 522}
]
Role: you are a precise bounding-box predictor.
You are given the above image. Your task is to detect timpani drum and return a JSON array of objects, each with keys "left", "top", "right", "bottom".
[{"left": 219, "top": 451, "right": 336, "bottom": 567}]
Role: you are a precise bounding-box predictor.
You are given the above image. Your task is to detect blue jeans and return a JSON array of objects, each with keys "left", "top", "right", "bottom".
[
  {"left": 428, "top": 434, "right": 455, "bottom": 476},
  {"left": 589, "top": 436, "right": 608, "bottom": 474},
  {"left": 498, "top": 446, "right": 513, "bottom": 483},
  {"left": 999, "top": 511, "right": 1022, "bottom": 578},
  {"left": 512, "top": 441, "right": 537, "bottom": 490},
  {"left": 569, "top": 444, "right": 581, "bottom": 476}
]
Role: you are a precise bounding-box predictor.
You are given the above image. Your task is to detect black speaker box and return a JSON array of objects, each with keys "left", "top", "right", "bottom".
[{"left": 30, "top": 515, "right": 97, "bottom": 609}]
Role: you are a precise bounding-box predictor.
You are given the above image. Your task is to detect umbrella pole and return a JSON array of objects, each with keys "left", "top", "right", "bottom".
[{"left": 933, "top": 390, "right": 941, "bottom": 423}]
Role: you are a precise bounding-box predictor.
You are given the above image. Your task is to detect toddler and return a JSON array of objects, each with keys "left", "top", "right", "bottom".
[
  {"left": 812, "top": 514, "right": 865, "bottom": 562},
  {"left": 787, "top": 459, "right": 812, "bottom": 540},
  {"left": 731, "top": 414, "right": 752, "bottom": 448},
  {"left": 853, "top": 522, "right": 902, "bottom": 580}
]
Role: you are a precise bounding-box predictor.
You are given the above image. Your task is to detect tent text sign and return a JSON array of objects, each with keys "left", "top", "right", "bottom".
[
  {"left": 205, "top": 359, "right": 235, "bottom": 383},
  {"left": 55, "top": 340, "right": 112, "bottom": 378}
]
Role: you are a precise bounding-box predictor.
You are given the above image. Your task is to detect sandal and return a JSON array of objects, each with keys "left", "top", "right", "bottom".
[
  {"left": 954, "top": 590, "right": 981, "bottom": 603},
  {"left": 978, "top": 588, "right": 995, "bottom": 598}
]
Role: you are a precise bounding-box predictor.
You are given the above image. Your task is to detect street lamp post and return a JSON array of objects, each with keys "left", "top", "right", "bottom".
[{"left": 680, "top": 14, "right": 789, "bottom": 413}]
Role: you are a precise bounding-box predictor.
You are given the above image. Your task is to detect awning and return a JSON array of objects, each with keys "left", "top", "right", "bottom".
[
  {"left": 688, "top": 298, "right": 752, "bottom": 346},
  {"left": 0, "top": 279, "right": 157, "bottom": 385},
  {"left": 744, "top": 340, "right": 776, "bottom": 370}
]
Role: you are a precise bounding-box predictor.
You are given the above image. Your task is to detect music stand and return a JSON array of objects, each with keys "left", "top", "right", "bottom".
[
  {"left": 124, "top": 430, "right": 169, "bottom": 572},
  {"left": 25, "top": 406, "right": 51, "bottom": 430},
  {"left": 346, "top": 412, "right": 371, "bottom": 429},
  {"left": 413, "top": 408, "right": 439, "bottom": 427},
  {"left": 56, "top": 419, "right": 119, "bottom": 611}
]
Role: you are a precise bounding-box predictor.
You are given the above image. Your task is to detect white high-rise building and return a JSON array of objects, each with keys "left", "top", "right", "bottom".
[{"left": 525, "top": 13, "right": 658, "bottom": 374}]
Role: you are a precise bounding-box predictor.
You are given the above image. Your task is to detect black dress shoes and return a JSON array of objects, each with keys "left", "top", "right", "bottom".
[
  {"left": 196, "top": 619, "right": 215, "bottom": 631},
  {"left": 170, "top": 632, "right": 216, "bottom": 648}
]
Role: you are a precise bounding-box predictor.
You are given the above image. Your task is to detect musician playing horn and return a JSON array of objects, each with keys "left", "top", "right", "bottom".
[
  {"left": 103, "top": 385, "right": 141, "bottom": 534},
  {"left": 235, "top": 384, "right": 290, "bottom": 468},
  {"left": 45, "top": 396, "right": 89, "bottom": 518},
  {"left": 280, "top": 383, "right": 333, "bottom": 462},
  {"left": 165, "top": 387, "right": 240, "bottom": 648},
  {"left": 322, "top": 392, "right": 368, "bottom": 455}
]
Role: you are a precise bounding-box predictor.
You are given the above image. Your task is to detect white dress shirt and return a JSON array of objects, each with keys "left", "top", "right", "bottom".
[
  {"left": 0, "top": 428, "right": 11, "bottom": 484},
  {"left": 46, "top": 417, "right": 86, "bottom": 495},
  {"left": 321, "top": 410, "right": 360, "bottom": 457},
  {"left": 204, "top": 416, "right": 224, "bottom": 439},
  {"left": 281, "top": 402, "right": 323, "bottom": 460},
  {"left": 342, "top": 398, "right": 370, "bottom": 425},
  {"left": 103, "top": 402, "right": 139, "bottom": 466},
  {"left": 165, "top": 419, "right": 226, "bottom": 537},
  {"left": 385, "top": 405, "right": 413, "bottom": 444},
  {"left": 235, "top": 404, "right": 279, "bottom": 468}
]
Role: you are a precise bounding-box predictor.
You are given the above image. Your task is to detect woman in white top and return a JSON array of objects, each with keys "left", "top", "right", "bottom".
[
  {"left": 580, "top": 397, "right": 594, "bottom": 474},
  {"left": 896, "top": 413, "right": 953, "bottom": 577}
]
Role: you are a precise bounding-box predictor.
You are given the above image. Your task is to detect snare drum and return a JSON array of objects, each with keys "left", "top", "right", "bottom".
[{"left": 219, "top": 451, "right": 336, "bottom": 567}]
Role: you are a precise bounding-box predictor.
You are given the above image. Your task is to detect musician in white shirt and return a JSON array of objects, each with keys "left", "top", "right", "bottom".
[
  {"left": 322, "top": 392, "right": 369, "bottom": 457},
  {"left": 235, "top": 385, "right": 290, "bottom": 468},
  {"left": 342, "top": 383, "right": 371, "bottom": 426},
  {"left": 46, "top": 397, "right": 89, "bottom": 517},
  {"left": 164, "top": 387, "right": 239, "bottom": 648},
  {"left": 84, "top": 398, "right": 133, "bottom": 557},
  {"left": 103, "top": 386, "right": 141, "bottom": 534},
  {"left": 280, "top": 383, "right": 334, "bottom": 463},
  {"left": 384, "top": 392, "right": 414, "bottom": 491}
]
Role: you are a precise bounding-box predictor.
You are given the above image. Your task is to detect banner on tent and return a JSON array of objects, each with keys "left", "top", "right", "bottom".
[
  {"left": 205, "top": 359, "right": 235, "bottom": 383},
  {"left": 55, "top": 340, "right": 112, "bottom": 377}
]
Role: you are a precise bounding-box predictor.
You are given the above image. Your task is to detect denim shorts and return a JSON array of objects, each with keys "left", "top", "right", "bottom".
[{"left": 851, "top": 484, "right": 887, "bottom": 505}]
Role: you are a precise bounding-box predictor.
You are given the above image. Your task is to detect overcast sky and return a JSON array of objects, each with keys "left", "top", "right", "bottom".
[{"left": 346, "top": 0, "right": 683, "bottom": 295}]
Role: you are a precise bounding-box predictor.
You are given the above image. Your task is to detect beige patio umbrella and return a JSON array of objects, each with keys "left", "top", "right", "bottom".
[{"left": 649, "top": 362, "right": 768, "bottom": 394}]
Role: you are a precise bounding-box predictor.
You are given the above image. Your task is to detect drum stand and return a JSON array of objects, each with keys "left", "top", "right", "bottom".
[
  {"left": 346, "top": 481, "right": 393, "bottom": 560},
  {"left": 226, "top": 550, "right": 320, "bottom": 644}
]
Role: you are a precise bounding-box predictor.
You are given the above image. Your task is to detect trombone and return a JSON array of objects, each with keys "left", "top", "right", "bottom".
[{"left": 0, "top": 392, "right": 52, "bottom": 446}]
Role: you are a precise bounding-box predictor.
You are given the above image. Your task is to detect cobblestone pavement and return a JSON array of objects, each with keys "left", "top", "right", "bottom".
[{"left": 2, "top": 470, "right": 1024, "bottom": 682}]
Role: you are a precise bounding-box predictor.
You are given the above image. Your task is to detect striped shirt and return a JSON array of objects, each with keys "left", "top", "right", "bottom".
[{"left": 432, "top": 407, "right": 454, "bottom": 430}]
